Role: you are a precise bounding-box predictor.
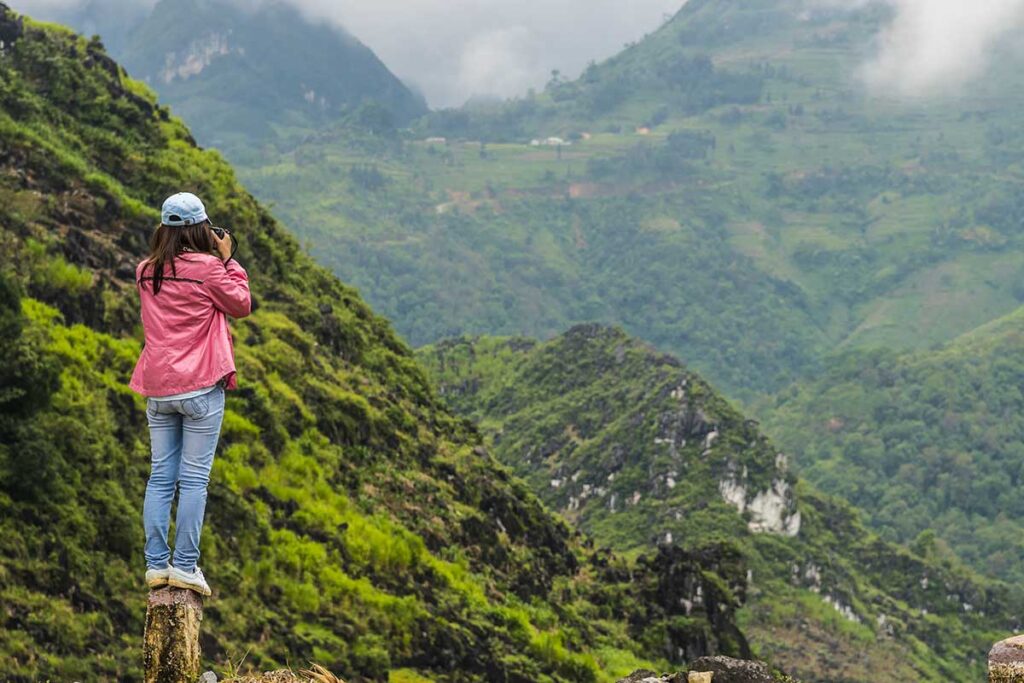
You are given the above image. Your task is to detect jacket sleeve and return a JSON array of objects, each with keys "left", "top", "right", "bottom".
[{"left": 204, "top": 259, "right": 252, "bottom": 318}]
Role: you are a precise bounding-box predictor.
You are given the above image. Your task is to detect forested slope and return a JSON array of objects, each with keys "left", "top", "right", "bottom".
[
  {"left": 419, "top": 327, "right": 1022, "bottom": 682},
  {"left": 756, "top": 305, "right": 1024, "bottom": 583},
  {"left": 0, "top": 8, "right": 742, "bottom": 681},
  {"left": 238, "top": 0, "right": 1024, "bottom": 395}
]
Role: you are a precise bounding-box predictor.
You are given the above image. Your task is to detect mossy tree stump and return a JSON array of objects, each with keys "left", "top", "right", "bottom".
[
  {"left": 990, "top": 636, "right": 1024, "bottom": 682},
  {"left": 144, "top": 587, "right": 204, "bottom": 683}
]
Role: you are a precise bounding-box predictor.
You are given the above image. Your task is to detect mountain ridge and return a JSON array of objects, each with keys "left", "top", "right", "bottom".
[{"left": 418, "top": 324, "right": 1022, "bottom": 682}]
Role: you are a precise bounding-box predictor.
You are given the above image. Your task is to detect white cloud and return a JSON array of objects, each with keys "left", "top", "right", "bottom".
[
  {"left": 845, "top": 0, "right": 1024, "bottom": 95},
  {"left": 15, "top": 0, "right": 1024, "bottom": 104},
  {"left": 289, "top": 0, "right": 682, "bottom": 107}
]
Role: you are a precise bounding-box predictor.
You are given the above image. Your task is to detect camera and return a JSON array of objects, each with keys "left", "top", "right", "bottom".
[{"left": 209, "top": 225, "right": 239, "bottom": 261}]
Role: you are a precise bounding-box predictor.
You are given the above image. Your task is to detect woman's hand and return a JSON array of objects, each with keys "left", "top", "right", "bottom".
[{"left": 211, "top": 228, "right": 232, "bottom": 261}]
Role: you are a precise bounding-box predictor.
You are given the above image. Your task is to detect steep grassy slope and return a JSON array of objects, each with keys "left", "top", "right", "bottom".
[
  {"left": 0, "top": 9, "right": 751, "bottom": 681},
  {"left": 755, "top": 305, "right": 1024, "bottom": 583},
  {"left": 235, "top": 0, "right": 1024, "bottom": 395},
  {"left": 419, "top": 327, "right": 1022, "bottom": 682}
]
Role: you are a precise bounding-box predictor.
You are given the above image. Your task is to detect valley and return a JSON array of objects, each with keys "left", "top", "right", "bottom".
[
  {"left": 229, "top": 0, "right": 1024, "bottom": 399},
  {"left": 2, "top": 0, "right": 1024, "bottom": 681}
]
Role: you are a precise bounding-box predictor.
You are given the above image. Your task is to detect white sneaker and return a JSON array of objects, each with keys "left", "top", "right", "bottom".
[
  {"left": 146, "top": 566, "right": 171, "bottom": 589},
  {"left": 168, "top": 566, "right": 212, "bottom": 596}
]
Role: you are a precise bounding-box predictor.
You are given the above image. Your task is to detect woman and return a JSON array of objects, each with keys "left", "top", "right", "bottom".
[{"left": 129, "top": 192, "right": 251, "bottom": 596}]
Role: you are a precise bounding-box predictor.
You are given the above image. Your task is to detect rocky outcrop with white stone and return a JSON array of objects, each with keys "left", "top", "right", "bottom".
[{"left": 718, "top": 466, "right": 801, "bottom": 537}]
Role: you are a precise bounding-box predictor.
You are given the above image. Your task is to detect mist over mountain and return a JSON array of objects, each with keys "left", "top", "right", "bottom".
[
  {"left": 11, "top": 0, "right": 429, "bottom": 149},
  {"left": 17, "top": 0, "right": 1024, "bottom": 106},
  {"left": 859, "top": 0, "right": 1024, "bottom": 95},
  {"left": 12, "top": 0, "right": 683, "bottom": 107}
]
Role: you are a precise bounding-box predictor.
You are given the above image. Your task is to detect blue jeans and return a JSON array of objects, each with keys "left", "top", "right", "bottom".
[{"left": 143, "top": 386, "right": 225, "bottom": 573}]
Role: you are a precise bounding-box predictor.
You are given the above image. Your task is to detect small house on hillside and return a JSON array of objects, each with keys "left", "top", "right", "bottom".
[{"left": 530, "top": 136, "right": 571, "bottom": 147}]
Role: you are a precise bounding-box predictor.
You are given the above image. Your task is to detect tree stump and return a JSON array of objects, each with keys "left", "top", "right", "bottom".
[
  {"left": 144, "top": 587, "right": 204, "bottom": 683},
  {"left": 991, "top": 636, "right": 1024, "bottom": 682}
]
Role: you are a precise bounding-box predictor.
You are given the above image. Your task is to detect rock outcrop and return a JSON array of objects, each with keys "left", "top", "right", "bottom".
[
  {"left": 689, "top": 656, "right": 776, "bottom": 682},
  {"left": 616, "top": 656, "right": 795, "bottom": 683},
  {"left": 990, "top": 636, "right": 1024, "bottom": 682},
  {"left": 615, "top": 670, "right": 683, "bottom": 683}
]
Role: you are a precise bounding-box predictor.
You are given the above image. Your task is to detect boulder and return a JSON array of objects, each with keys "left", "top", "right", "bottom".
[
  {"left": 617, "top": 656, "right": 788, "bottom": 683},
  {"left": 688, "top": 656, "right": 774, "bottom": 683},
  {"left": 990, "top": 635, "right": 1024, "bottom": 682},
  {"left": 616, "top": 670, "right": 685, "bottom": 683}
]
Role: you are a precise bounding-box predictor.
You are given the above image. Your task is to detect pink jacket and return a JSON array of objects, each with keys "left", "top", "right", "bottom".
[{"left": 129, "top": 253, "right": 251, "bottom": 397}]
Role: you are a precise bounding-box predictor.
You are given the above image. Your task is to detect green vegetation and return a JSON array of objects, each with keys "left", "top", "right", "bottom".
[
  {"left": 0, "top": 10, "right": 742, "bottom": 681},
  {"left": 115, "top": 0, "right": 426, "bottom": 150},
  {"left": 242, "top": 126, "right": 826, "bottom": 396},
  {"left": 224, "top": 0, "right": 1024, "bottom": 398},
  {"left": 418, "top": 327, "right": 1022, "bottom": 682},
  {"left": 755, "top": 306, "right": 1024, "bottom": 584}
]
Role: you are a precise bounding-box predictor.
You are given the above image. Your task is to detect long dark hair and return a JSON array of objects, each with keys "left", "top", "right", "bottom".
[{"left": 140, "top": 221, "right": 216, "bottom": 294}]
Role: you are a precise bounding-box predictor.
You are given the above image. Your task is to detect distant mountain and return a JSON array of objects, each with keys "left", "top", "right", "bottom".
[
  {"left": 235, "top": 0, "right": 1024, "bottom": 396},
  {"left": 125, "top": 0, "right": 427, "bottom": 147},
  {"left": 17, "top": 0, "right": 150, "bottom": 55},
  {"left": 40, "top": 0, "right": 428, "bottom": 149},
  {"left": 756, "top": 305, "right": 1024, "bottom": 583},
  {"left": 419, "top": 325, "right": 1023, "bottom": 682}
]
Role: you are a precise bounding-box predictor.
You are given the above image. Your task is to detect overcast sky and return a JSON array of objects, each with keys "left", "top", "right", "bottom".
[
  {"left": 13, "top": 0, "right": 1024, "bottom": 105},
  {"left": 296, "top": 0, "right": 683, "bottom": 107},
  {"left": 14, "top": 0, "right": 682, "bottom": 107}
]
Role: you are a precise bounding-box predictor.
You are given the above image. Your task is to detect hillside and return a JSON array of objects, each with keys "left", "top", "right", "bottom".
[
  {"left": 0, "top": 8, "right": 754, "bottom": 681},
  {"left": 754, "top": 304, "right": 1024, "bottom": 583},
  {"left": 47, "top": 0, "right": 428, "bottom": 150},
  {"left": 418, "top": 326, "right": 1022, "bottom": 682},
  {"left": 236, "top": 0, "right": 1024, "bottom": 396}
]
